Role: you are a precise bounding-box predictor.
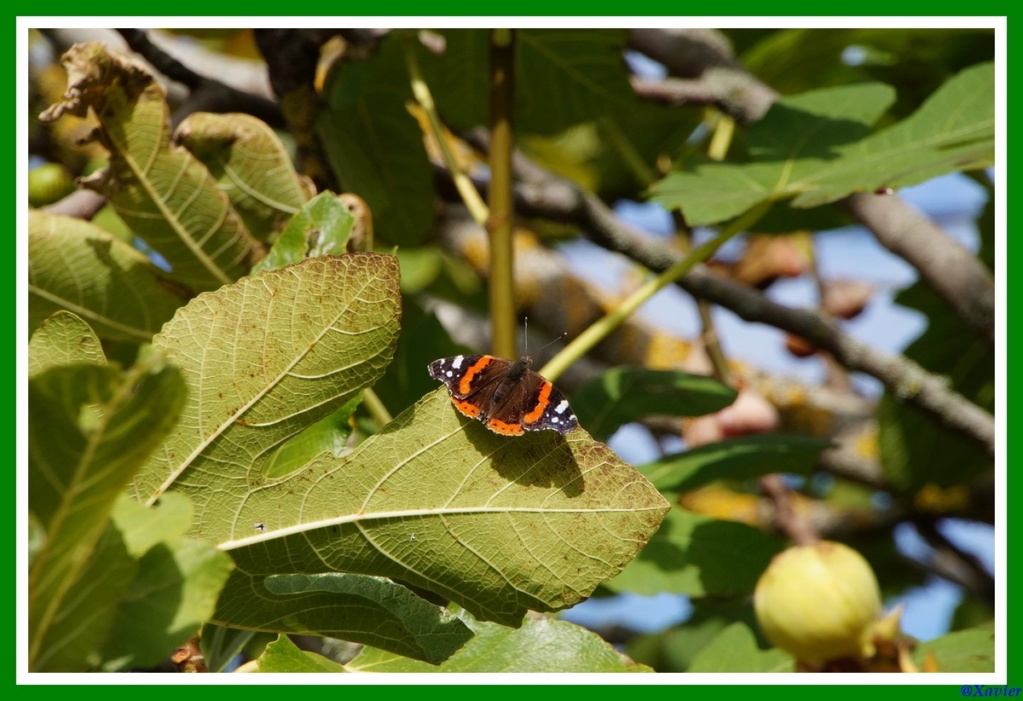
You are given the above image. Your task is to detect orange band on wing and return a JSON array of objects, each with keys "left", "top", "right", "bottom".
[
  {"left": 458, "top": 356, "right": 494, "bottom": 396},
  {"left": 486, "top": 418, "right": 525, "bottom": 436},
  {"left": 522, "top": 380, "right": 554, "bottom": 424},
  {"left": 452, "top": 397, "right": 481, "bottom": 418}
]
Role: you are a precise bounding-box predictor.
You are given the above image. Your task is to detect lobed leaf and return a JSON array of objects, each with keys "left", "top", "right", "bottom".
[
  {"left": 215, "top": 573, "right": 473, "bottom": 665},
  {"left": 653, "top": 63, "right": 993, "bottom": 225}
]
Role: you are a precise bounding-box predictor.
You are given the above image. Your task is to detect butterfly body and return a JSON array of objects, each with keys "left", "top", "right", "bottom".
[{"left": 428, "top": 354, "right": 578, "bottom": 436}]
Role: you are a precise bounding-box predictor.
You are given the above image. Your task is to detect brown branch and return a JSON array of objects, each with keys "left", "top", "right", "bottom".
[
  {"left": 759, "top": 474, "right": 819, "bottom": 545},
  {"left": 843, "top": 191, "right": 995, "bottom": 345},
  {"left": 681, "top": 267, "right": 995, "bottom": 457},
  {"left": 630, "top": 75, "right": 728, "bottom": 109},
  {"left": 43, "top": 189, "right": 106, "bottom": 219},
  {"left": 627, "top": 28, "right": 778, "bottom": 124}
]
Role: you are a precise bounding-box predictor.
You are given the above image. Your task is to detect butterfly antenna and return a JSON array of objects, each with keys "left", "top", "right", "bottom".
[{"left": 534, "top": 330, "right": 569, "bottom": 355}]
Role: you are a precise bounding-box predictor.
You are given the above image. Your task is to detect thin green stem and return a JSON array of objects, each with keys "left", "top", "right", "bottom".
[
  {"left": 539, "top": 201, "right": 773, "bottom": 381},
  {"left": 361, "top": 388, "right": 393, "bottom": 427},
  {"left": 402, "top": 33, "right": 489, "bottom": 226}
]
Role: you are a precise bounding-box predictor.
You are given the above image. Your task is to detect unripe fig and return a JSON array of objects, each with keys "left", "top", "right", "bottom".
[
  {"left": 28, "top": 163, "right": 75, "bottom": 207},
  {"left": 754, "top": 541, "right": 882, "bottom": 665}
]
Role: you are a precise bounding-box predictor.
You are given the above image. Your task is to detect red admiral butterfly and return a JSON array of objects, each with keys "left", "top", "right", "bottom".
[{"left": 428, "top": 354, "right": 578, "bottom": 436}]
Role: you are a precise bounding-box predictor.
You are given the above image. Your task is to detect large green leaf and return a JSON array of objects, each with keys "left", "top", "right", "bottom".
[
  {"left": 912, "top": 625, "right": 994, "bottom": 672},
  {"left": 605, "top": 504, "right": 782, "bottom": 596},
  {"left": 346, "top": 609, "right": 651, "bottom": 672},
  {"left": 28, "top": 359, "right": 187, "bottom": 671},
  {"left": 652, "top": 62, "right": 993, "bottom": 226},
  {"left": 39, "top": 43, "right": 261, "bottom": 291},
  {"left": 687, "top": 622, "right": 794, "bottom": 673},
  {"left": 318, "top": 36, "right": 434, "bottom": 246},
  {"left": 216, "top": 388, "right": 668, "bottom": 629},
  {"left": 639, "top": 434, "right": 831, "bottom": 492},
  {"left": 132, "top": 253, "right": 402, "bottom": 531},
  {"left": 28, "top": 310, "right": 106, "bottom": 378},
  {"left": 28, "top": 211, "right": 190, "bottom": 342},
  {"left": 797, "top": 62, "right": 994, "bottom": 207},
  {"left": 572, "top": 367, "right": 737, "bottom": 441},
  {"left": 214, "top": 573, "right": 473, "bottom": 665},
  {"left": 175, "top": 111, "right": 314, "bottom": 243}
]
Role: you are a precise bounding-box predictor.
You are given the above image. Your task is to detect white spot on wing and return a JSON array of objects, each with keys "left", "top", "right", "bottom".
[
  {"left": 555, "top": 399, "right": 569, "bottom": 414},
  {"left": 452, "top": 355, "right": 465, "bottom": 369}
]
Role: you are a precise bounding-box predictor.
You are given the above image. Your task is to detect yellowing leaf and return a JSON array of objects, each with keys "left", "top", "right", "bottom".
[{"left": 39, "top": 43, "right": 262, "bottom": 291}]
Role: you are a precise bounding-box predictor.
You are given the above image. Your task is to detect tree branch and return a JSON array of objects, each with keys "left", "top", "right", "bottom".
[
  {"left": 627, "top": 28, "right": 778, "bottom": 124},
  {"left": 843, "top": 192, "right": 994, "bottom": 344}
]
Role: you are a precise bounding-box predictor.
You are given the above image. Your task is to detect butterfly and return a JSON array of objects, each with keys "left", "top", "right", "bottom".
[{"left": 428, "top": 354, "right": 578, "bottom": 436}]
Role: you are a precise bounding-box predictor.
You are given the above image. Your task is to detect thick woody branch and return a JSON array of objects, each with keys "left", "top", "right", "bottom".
[
  {"left": 43, "top": 189, "right": 106, "bottom": 219},
  {"left": 843, "top": 192, "right": 994, "bottom": 344},
  {"left": 680, "top": 267, "right": 995, "bottom": 457},
  {"left": 628, "top": 28, "right": 778, "bottom": 124}
]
